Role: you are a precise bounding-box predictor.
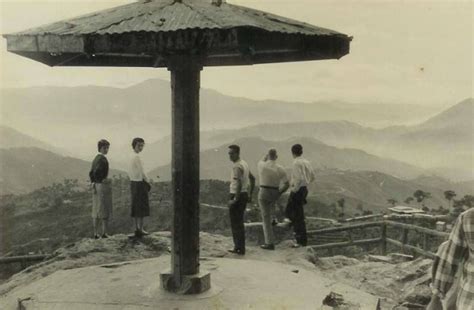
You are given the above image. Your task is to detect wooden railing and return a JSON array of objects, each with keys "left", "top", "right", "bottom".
[
  {"left": 308, "top": 220, "right": 450, "bottom": 259},
  {"left": 0, "top": 254, "right": 49, "bottom": 268}
]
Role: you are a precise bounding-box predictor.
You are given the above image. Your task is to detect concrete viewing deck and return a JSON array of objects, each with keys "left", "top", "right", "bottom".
[{"left": 1, "top": 255, "right": 379, "bottom": 309}]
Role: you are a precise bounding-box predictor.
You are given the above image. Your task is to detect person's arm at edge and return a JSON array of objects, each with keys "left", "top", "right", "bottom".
[
  {"left": 278, "top": 166, "right": 290, "bottom": 195},
  {"left": 137, "top": 156, "right": 149, "bottom": 182},
  {"left": 248, "top": 171, "right": 256, "bottom": 203},
  {"left": 280, "top": 181, "right": 290, "bottom": 195},
  {"left": 291, "top": 161, "right": 304, "bottom": 192},
  {"left": 428, "top": 213, "right": 468, "bottom": 308},
  {"left": 233, "top": 166, "right": 243, "bottom": 201}
]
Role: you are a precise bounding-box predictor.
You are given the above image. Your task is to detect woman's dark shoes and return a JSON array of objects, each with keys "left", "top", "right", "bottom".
[
  {"left": 260, "top": 244, "right": 275, "bottom": 250},
  {"left": 101, "top": 234, "right": 110, "bottom": 239},
  {"left": 93, "top": 234, "right": 100, "bottom": 239},
  {"left": 227, "top": 248, "right": 245, "bottom": 255},
  {"left": 134, "top": 230, "right": 143, "bottom": 237}
]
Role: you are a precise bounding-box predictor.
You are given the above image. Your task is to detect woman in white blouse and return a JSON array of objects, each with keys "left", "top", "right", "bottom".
[{"left": 129, "top": 137, "right": 151, "bottom": 237}]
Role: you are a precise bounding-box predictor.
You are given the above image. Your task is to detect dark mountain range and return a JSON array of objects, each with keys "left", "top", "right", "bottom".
[
  {"left": 149, "top": 136, "right": 425, "bottom": 181},
  {"left": 146, "top": 98, "right": 472, "bottom": 181},
  {"left": 0, "top": 147, "right": 124, "bottom": 195}
]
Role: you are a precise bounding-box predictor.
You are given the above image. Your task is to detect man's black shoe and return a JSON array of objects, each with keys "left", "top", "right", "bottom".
[
  {"left": 260, "top": 244, "right": 275, "bottom": 250},
  {"left": 227, "top": 249, "right": 245, "bottom": 255}
]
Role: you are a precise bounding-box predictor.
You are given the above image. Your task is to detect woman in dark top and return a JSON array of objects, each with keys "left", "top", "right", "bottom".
[{"left": 89, "top": 139, "right": 113, "bottom": 239}]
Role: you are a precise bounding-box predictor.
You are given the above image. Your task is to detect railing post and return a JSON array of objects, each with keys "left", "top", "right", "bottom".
[
  {"left": 380, "top": 222, "right": 387, "bottom": 255},
  {"left": 423, "top": 233, "right": 428, "bottom": 251},
  {"left": 401, "top": 228, "right": 408, "bottom": 254}
]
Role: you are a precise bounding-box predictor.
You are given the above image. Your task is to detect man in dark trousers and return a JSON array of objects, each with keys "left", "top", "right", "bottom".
[
  {"left": 285, "top": 144, "right": 315, "bottom": 248},
  {"left": 89, "top": 139, "right": 113, "bottom": 239},
  {"left": 227, "top": 144, "right": 255, "bottom": 255}
]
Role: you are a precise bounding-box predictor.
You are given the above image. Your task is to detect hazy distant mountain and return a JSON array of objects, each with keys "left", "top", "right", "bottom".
[
  {"left": 149, "top": 137, "right": 425, "bottom": 181},
  {"left": 146, "top": 99, "right": 471, "bottom": 181},
  {"left": 0, "top": 126, "right": 63, "bottom": 154},
  {"left": 1, "top": 78, "right": 443, "bottom": 161},
  {"left": 417, "top": 98, "right": 473, "bottom": 130},
  {"left": 0, "top": 147, "right": 124, "bottom": 195},
  {"left": 390, "top": 98, "right": 473, "bottom": 179}
]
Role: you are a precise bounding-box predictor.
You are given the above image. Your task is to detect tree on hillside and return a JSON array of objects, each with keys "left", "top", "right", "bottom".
[
  {"left": 387, "top": 198, "right": 398, "bottom": 207},
  {"left": 414, "top": 190, "right": 431, "bottom": 208},
  {"left": 443, "top": 190, "right": 457, "bottom": 209},
  {"left": 454, "top": 195, "right": 474, "bottom": 209},
  {"left": 404, "top": 197, "right": 414, "bottom": 205},
  {"left": 436, "top": 205, "right": 449, "bottom": 215},
  {"left": 462, "top": 195, "right": 474, "bottom": 208}
]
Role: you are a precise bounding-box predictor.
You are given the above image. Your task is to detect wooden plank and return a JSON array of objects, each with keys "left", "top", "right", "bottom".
[
  {"left": 5, "top": 35, "right": 39, "bottom": 52},
  {"left": 386, "top": 238, "right": 436, "bottom": 259},
  {"left": 307, "top": 221, "right": 383, "bottom": 235},
  {"left": 380, "top": 222, "right": 387, "bottom": 255},
  {"left": 423, "top": 234, "right": 428, "bottom": 251},
  {"left": 306, "top": 216, "right": 339, "bottom": 225},
  {"left": 309, "top": 238, "right": 381, "bottom": 250},
  {"left": 0, "top": 254, "right": 48, "bottom": 264},
  {"left": 343, "top": 214, "right": 384, "bottom": 223},
  {"left": 385, "top": 220, "right": 449, "bottom": 238},
  {"left": 386, "top": 214, "right": 448, "bottom": 222},
  {"left": 402, "top": 228, "right": 409, "bottom": 254}
]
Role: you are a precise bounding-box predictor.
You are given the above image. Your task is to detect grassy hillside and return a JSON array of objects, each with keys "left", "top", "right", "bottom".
[
  {"left": 0, "top": 179, "right": 231, "bottom": 257},
  {"left": 1, "top": 175, "right": 472, "bottom": 258}
]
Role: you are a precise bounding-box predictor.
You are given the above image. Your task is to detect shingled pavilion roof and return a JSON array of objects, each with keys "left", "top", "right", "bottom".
[{"left": 4, "top": 0, "right": 351, "bottom": 67}]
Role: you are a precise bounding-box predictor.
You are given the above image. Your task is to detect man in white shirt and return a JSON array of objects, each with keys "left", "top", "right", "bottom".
[
  {"left": 257, "top": 148, "right": 289, "bottom": 250},
  {"left": 129, "top": 137, "right": 151, "bottom": 237},
  {"left": 285, "top": 144, "right": 315, "bottom": 247},
  {"left": 227, "top": 144, "right": 255, "bottom": 255}
]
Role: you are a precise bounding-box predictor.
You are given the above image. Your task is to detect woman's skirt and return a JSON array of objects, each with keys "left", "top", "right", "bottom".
[
  {"left": 92, "top": 180, "right": 113, "bottom": 219},
  {"left": 130, "top": 181, "right": 150, "bottom": 217}
]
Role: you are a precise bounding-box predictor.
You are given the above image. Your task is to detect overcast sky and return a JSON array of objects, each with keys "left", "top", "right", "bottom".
[{"left": 0, "top": 0, "right": 472, "bottom": 105}]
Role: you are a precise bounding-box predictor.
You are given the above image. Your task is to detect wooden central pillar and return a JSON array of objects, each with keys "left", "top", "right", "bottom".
[{"left": 160, "top": 56, "right": 210, "bottom": 294}]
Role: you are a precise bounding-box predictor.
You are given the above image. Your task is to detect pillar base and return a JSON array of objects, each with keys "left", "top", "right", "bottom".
[{"left": 160, "top": 271, "right": 211, "bottom": 295}]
